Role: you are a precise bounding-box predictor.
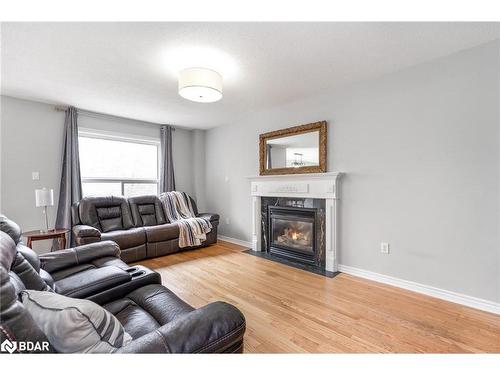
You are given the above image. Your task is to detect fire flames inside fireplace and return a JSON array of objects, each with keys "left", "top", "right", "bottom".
[{"left": 271, "top": 218, "right": 314, "bottom": 253}]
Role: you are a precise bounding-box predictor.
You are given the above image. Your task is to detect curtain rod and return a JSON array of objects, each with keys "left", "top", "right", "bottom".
[{"left": 54, "top": 105, "right": 175, "bottom": 130}]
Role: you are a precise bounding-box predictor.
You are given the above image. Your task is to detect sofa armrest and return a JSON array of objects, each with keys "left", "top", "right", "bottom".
[
  {"left": 73, "top": 224, "right": 101, "bottom": 246},
  {"left": 73, "top": 224, "right": 101, "bottom": 238},
  {"left": 54, "top": 266, "right": 132, "bottom": 298},
  {"left": 39, "top": 241, "right": 121, "bottom": 274},
  {"left": 197, "top": 213, "right": 220, "bottom": 223},
  {"left": 116, "top": 301, "right": 245, "bottom": 353}
]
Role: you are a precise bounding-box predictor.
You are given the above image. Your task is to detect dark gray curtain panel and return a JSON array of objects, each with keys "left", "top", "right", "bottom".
[
  {"left": 53, "top": 107, "right": 82, "bottom": 249},
  {"left": 160, "top": 125, "right": 175, "bottom": 192}
]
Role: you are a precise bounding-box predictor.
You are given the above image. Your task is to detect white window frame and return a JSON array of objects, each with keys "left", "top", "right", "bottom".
[{"left": 78, "top": 128, "right": 161, "bottom": 197}]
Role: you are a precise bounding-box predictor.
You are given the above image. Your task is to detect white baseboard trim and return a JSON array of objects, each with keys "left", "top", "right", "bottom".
[
  {"left": 214, "top": 237, "right": 499, "bottom": 315},
  {"left": 218, "top": 235, "right": 253, "bottom": 249},
  {"left": 338, "top": 264, "right": 500, "bottom": 315}
]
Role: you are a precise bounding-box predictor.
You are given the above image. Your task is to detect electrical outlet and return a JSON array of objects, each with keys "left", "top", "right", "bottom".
[
  {"left": 380, "top": 242, "right": 390, "bottom": 254},
  {"left": 225, "top": 218, "right": 230, "bottom": 225},
  {"left": 32, "top": 171, "right": 40, "bottom": 181}
]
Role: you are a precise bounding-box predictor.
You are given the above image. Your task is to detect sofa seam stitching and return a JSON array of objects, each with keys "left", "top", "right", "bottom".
[
  {"left": 154, "top": 329, "right": 171, "bottom": 353},
  {"left": 194, "top": 321, "right": 246, "bottom": 353}
]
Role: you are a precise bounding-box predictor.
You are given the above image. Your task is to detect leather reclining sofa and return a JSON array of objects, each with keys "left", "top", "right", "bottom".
[
  {"left": 72, "top": 195, "right": 219, "bottom": 263},
  {"left": 0, "top": 215, "right": 245, "bottom": 353}
]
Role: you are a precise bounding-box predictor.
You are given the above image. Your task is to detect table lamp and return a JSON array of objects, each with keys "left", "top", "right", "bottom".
[{"left": 35, "top": 188, "right": 54, "bottom": 233}]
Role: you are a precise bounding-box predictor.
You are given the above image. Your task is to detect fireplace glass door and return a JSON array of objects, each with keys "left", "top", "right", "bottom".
[
  {"left": 271, "top": 218, "right": 314, "bottom": 254},
  {"left": 268, "top": 206, "right": 317, "bottom": 264}
]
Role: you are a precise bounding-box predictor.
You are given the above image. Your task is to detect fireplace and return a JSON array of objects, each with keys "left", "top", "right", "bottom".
[
  {"left": 249, "top": 173, "right": 342, "bottom": 275},
  {"left": 268, "top": 205, "right": 318, "bottom": 266}
]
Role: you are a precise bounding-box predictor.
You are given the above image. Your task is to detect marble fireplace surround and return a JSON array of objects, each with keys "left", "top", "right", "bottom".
[{"left": 248, "top": 172, "right": 342, "bottom": 272}]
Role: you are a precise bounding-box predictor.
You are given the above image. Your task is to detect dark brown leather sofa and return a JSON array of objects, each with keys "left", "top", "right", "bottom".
[
  {"left": 72, "top": 195, "right": 219, "bottom": 263},
  {"left": 0, "top": 216, "right": 245, "bottom": 353}
]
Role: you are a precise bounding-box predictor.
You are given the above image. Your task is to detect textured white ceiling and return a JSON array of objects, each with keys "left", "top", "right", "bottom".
[{"left": 2, "top": 22, "right": 499, "bottom": 129}]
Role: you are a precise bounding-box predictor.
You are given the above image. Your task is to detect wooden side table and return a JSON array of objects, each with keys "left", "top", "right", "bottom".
[{"left": 22, "top": 229, "right": 70, "bottom": 250}]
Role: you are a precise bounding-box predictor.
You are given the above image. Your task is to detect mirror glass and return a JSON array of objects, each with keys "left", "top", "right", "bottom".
[{"left": 265, "top": 131, "right": 320, "bottom": 170}]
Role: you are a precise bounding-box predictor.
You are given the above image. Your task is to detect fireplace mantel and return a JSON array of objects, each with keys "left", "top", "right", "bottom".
[{"left": 247, "top": 172, "right": 343, "bottom": 272}]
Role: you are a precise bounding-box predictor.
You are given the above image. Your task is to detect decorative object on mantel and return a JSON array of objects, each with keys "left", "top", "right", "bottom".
[
  {"left": 259, "top": 121, "right": 327, "bottom": 176},
  {"left": 35, "top": 187, "right": 54, "bottom": 233}
]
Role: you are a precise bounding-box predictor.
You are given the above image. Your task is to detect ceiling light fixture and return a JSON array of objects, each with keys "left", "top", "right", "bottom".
[{"left": 178, "top": 67, "right": 223, "bottom": 103}]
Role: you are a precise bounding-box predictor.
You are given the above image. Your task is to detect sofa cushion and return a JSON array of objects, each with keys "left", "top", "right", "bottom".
[
  {"left": 0, "top": 214, "right": 22, "bottom": 244},
  {"left": 129, "top": 195, "right": 167, "bottom": 227},
  {"left": 17, "top": 244, "right": 42, "bottom": 272},
  {"left": 78, "top": 196, "right": 134, "bottom": 232},
  {"left": 11, "top": 252, "right": 52, "bottom": 292},
  {"left": 138, "top": 204, "right": 156, "bottom": 225},
  {"left": 103, "top": 299, "right": 160, "bottom": 339},
  {"left": 127, "top": 284, "right": 194, "bottom": 323},
  {"left": 101, "top": 227, "right": 146, "bottom": 249},
  {"left": 96, "top": 206, "right": 122, "bottom": 232},
  {"left": 9, "top": 271, "right": 28, "bottom": 296},
  {"left": 21, "top": 290, "right": 132, "bottom": 353},
  {"left": 103, "top": 284, "right": 194, "bottom": 339},
  {"left": 119, "top": 244, "right": 147, "bottom": 264},
  {"left": 146, "top": 240, "right": 179, "bottom": 259},
  {"left": 144, "top": 223, "right": 179, "bottom": 243}
]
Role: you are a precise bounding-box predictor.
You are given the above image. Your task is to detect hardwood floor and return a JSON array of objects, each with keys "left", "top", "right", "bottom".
[{"left": 138, "top": 241, "right": 500, "bottom": 353}]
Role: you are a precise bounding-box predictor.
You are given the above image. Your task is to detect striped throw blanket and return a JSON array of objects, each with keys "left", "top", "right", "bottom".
[{"left": 159, "top": 191, "right": 212, "bottom": 248}]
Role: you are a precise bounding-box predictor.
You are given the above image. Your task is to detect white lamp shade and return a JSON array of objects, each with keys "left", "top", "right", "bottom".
[
  {"left": 35, "top": 188, "right": 54, "bottom": 207},
  {"left": 178, "top": 67, "right": 223, "bottom": 103}
]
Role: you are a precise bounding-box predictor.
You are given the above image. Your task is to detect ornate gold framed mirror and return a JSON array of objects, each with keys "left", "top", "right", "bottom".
[{"left": 259, "top": 121, "right": 327, "bottom": 175}]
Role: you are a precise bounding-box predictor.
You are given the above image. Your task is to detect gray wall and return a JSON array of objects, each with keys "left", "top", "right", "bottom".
[
  {"left": 0, "top": 96, "right": 197, "bottom": 252},
  {"left": 204, "top": 41, "right": 500, "bottom": 302},
  {"left": 0, "top": 97, "right": 65, "bottom": 252}
]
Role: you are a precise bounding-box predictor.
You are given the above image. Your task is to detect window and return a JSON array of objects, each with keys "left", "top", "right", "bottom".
[{"left": 79, "top": 130, "right": 160, "bottom": 197}]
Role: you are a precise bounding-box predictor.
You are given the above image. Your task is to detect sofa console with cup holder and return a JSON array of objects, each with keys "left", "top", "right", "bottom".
[{"left": 86, "top": 264, "right": 161, "bottom": 305}]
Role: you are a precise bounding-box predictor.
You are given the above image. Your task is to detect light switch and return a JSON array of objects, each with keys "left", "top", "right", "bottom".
[
  {"left": 32, "top": 172, "right": 40, "bottom": 181},
  {"left": 380, "top": 242, "right": 390, "bottom": 254}
]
